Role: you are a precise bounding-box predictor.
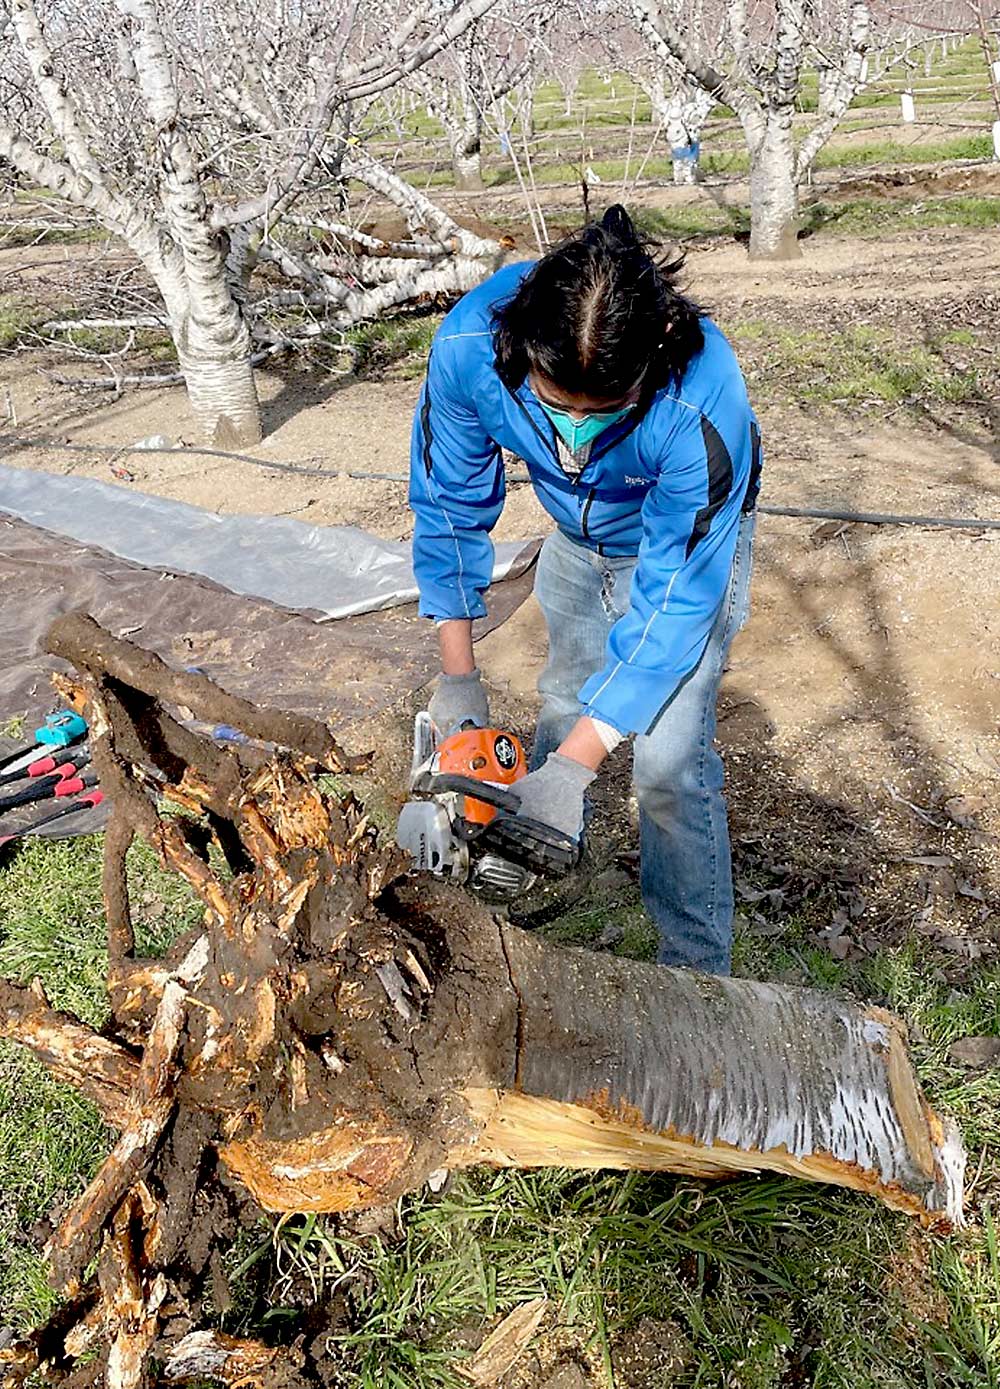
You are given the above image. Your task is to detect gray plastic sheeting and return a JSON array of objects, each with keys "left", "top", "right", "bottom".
[{"left": 0, "top": 464, "right": 527, "bottom": 621}]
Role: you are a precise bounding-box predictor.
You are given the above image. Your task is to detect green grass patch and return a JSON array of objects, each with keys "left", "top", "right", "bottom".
[
  {"left": 0, "top": 295, "right": 43, "bottom": 351},
  {"left": 631, "top": 195, "right": 1000, "bottom": 251},
  {"left": 250, "top": 1169, "right": 944, "bottom": 1388},
  {"left": 803, "top": 195, "right": 1000, "bottom": 237},
  {"left": 813, "top": 133, "right": 996, "bottom": 170},
  {"left": 729, "top": 320, "right": 981, "bottom": 410},
  {"left": 0, "top": 223, "right": 106, "bottom": 249},
  {"left": 0, "top": 831, "right": 202, "bottom": 1323},
  {"left": 0, "top": 1045, "right": 109, "bottom": 1325},
  {"left": 344, "top": 313, "right": 441, "bottom": 380}
]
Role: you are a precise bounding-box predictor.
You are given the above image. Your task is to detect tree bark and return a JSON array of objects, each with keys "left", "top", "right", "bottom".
[
  {"left": 174, "top": 350, "right": 262, "bottom": 448},
  {"left": 451, "top": 128, "right": 484, "bottom": 190},
  {"left": 748, "top": 115, "right": 801, "bottom": 259}
]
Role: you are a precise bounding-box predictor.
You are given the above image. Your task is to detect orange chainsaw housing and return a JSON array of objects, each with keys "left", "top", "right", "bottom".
[{"left": 436, "top": 727, "right": 527, "bottom": 825}]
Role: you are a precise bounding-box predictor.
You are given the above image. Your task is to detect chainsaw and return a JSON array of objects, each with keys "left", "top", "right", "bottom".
[{"left": 396, "top": 712, "right": 580, "bottom": 902}]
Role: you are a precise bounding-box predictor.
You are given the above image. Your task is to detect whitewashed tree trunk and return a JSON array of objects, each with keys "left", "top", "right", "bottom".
[
  {"left": 650, "top": 73, "right": 714, "bottom": 184},
  {"left": 817, "top": 64, "right": 839, "bottom": 118},
  {"left": 748, "top": 115, "right": 800, "bottom": 259},
  {"left": 449, "top": 116, "right": 484, "bottom": 189},
  {"left": 174, "top": 335, "right": 262, "bottom": 447},
  {"left": 118, "top": 0, "right": 262, "bottom": 445}
]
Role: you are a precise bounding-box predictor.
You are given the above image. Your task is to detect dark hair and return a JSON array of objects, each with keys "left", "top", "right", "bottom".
[{"left": 493, "top": 205, "right": 704, "bottom": 399}]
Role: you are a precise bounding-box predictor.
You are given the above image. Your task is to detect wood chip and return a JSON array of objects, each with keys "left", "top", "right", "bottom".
[{"left": 461, "top": 1298, "right": 548, "bottom": 1386}]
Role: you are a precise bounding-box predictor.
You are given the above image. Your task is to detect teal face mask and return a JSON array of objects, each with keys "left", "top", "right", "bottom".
[{"left": 537, "top": 400, "right": 633, "bottom": 451}]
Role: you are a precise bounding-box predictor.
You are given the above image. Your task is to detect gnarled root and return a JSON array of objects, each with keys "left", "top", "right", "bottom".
[{"left": 0, "top": 614, "right": 962, "bottom": 1388}]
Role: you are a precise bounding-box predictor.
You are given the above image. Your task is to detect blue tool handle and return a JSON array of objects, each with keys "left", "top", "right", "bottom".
[
  {"left": 212, "top": 724, "right": 251, "bottom": 744},
  {"left": 35, "top": 711, "right": 88, "bottom": 748}
]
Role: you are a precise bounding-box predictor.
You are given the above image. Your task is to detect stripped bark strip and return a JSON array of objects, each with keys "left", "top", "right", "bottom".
[
  {"left": 160, "top": 1331, "right": 299, "bottom": 1385},
  {"left": 46, "top": 975, "right": 189, "bottom": 1293},
  {"left": 102, "top": 1194, "right": 168, "bottom": 1389},
  {"left": 47, "top": 611, "right": 365, "bottom": 771},
  {"left": 0, "top": 980, "right": 139, "bottom": 1129}
]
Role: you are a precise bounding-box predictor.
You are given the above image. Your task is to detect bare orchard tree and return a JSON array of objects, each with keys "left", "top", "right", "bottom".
[
  {"left": 628, "top": 0, "right": 871, "bottom": 257},
  {"left": 594, "top": 6, "right": 723, "bottom": 185},
  {"left": 0, "top": 0, "right": 504, "bottom": 445},
  {"left": 629, "top": 0, "right": 958, "bottom": 258},
  {"left": 406, "top": 4, "right": 551, "bottom": 189}
]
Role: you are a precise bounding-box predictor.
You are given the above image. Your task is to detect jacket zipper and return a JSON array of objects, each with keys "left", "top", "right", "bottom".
[{"left": 580, "top": 488, "right": 596, "bottom": 541}]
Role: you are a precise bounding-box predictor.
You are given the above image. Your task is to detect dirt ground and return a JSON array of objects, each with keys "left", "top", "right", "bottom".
[{"left": 2, "top": 215, "right": 999, "bottom": 974}]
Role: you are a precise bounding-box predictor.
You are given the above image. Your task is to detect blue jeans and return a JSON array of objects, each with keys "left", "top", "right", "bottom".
[{"left": 531, "top": 515, "right": 754, "bottom": 974}]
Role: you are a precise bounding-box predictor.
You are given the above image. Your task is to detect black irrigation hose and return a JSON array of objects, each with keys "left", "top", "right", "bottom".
[
  {"left": 2, "top": 435, "right": 998, "bottom": 532},
  {"left": 342, "top": 472, "right": 1000, "bottom": 533},
  {"left": 0, "top": 434, "right": 341, "bottom": 478},
  {"left": 757, "top": 504, "right": 1000, "bottom": 531}
]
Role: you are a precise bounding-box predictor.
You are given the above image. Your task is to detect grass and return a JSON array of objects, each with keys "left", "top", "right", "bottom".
[
  {"left": 631, "top": 195, "right": 1000, "bottom": 255},
  {"left": 343, "top": 313, "right": 441, "bottom": 380},
  {"left": 812, "top": 134, "right": 996, "bottom": 170},
  {"left": 0, "top": 295, "right": 44, "bottom": 351},
  {"left": 0, "top": 811, "right": 998, "bottom": 1382},
  {"left": 0, "top": 832, "right": 203, "bottom": 1321},
  {"left": 802, "top": 196, "right": 1000, "bottom": 237},
  {"left": 0, "top": 224, "right": 106, "bottom": 249},
  {"left": 727, "top": 321, "right": 981, "bottom": 411}
]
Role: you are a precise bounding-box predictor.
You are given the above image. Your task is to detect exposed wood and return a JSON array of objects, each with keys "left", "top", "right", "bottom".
[
  {"left": 161, "top": 1331, "right": 306, "bottom": 1387},
  {"left": 0, "top": 979, "right": 139, "bottom": 1129},
  {"left": 461, "top": 1298, "right": 548, "bottom": 1386},
  {"left": 101, "top": 1193, "right": 168, "bottom": 1389},
  {"left": 46, "top": 974, "right": 189, "bottom": 1294}
]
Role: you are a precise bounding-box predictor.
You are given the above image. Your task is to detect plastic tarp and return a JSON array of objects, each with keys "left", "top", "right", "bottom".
[
  {"left": 0, "top": 464, "right": 529, "bottom": 621},
  {"left": 0, "top": 473, "right": 541, "bottom": 842}
]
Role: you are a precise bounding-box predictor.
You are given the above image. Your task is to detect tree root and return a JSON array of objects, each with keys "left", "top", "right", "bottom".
[{"left": 0, "top": 613, "right": 964, "bottom": 1387}]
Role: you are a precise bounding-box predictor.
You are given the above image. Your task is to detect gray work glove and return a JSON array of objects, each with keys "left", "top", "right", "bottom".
[
  {"left": 428, "top": 669, "right": 489, "bottom": 736},
  {"left": 511, "top": 753, "right": 596, "bottom": 841}
]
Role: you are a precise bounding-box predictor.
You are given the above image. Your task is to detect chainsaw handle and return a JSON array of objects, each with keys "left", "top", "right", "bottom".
[{"left": 423, "top": 773, "right": 522, "bottom": 815}]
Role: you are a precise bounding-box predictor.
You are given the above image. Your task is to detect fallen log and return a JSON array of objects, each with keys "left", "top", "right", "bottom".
[{"left": 0, "top": 612, "right": 963, "bottom": 1387}]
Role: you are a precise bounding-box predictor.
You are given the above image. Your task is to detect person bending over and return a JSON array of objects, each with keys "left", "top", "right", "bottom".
[{"left": 409, "top": 205, "right": 761, "bottom": 975}]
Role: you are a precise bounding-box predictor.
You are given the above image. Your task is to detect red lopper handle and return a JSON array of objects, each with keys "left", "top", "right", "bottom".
[
  {"left": 54, "top": 774, "right": 87, "bottom": 797},
  {"left": 27, "top": 754, "right": 60, "bottom": 778}
]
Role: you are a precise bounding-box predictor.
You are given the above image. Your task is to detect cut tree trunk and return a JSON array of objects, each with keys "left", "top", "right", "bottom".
[
  {"left": 748, "top": 115, "right": 801, "bottom": 259},
  {"left": 0, "top": 613, "right": 963, "bottom": 1388}
]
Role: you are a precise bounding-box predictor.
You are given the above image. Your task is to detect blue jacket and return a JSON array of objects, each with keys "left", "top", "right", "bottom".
[{"left": 409, "top": 261, "right": 761, "bottom": 737}]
